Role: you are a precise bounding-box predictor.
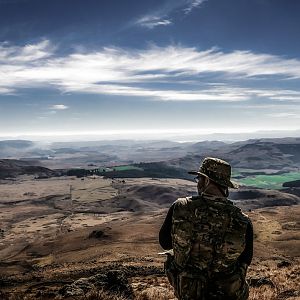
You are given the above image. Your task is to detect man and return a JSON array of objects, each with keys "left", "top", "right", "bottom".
[{"left": 159, "top": 157, "right": 253, "bottom": 300}]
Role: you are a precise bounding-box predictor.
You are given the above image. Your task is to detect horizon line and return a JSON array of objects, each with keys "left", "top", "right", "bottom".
[{"left": 0, "top": 128, "right": 299, "bottom": 142}]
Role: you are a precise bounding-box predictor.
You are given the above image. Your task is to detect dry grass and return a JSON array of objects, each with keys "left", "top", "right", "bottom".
[
  {"left": 1, "top": 260, "right": 299, "bottom": 300},
  {"left": 0, "top": 290, "right": 128, "bottom": 300},
  {"left": 135, "top": 287, "right": 175, "bottom": 300},
  {"left": 0, "top": 292, "right": 31, "bottom": 300},
  {"left": 79, "top": 289, "right": 128, "bottom": 300},
  {"left": 248, "top": 263, "right": 300, "bottom": 300},
  {"left": 131, "top": 262, "right": 300, "bottom": 300},
  {"left": 1, "top": 264, "right": 299, "bottom": 300}
]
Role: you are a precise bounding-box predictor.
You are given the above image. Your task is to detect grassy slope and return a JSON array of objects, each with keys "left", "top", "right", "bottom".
[{"left": 237, "top": 172, "right": 300, "bottom": 189}]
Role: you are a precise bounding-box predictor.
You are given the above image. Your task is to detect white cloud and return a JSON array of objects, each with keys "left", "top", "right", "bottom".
[
  {"left": 1, "top": 41, "right": 300, "bottom": 102},
  {"left": 50, "top": 104, "right": 69, "bottom": 110},
  {"left": 136, "top": 16, "right": 172, "bottom": 28},
  {"left": 0, "top": 40, "right": 53, "bottom": 63},
  {"left": 0, "top": 87, "right": 14, "bottom": 94},
  {"left": 267, "top": 112, "right": 300, "bottom": 118},
  {"left": 135, "top": 0, "right": 207, "bottom": 29},
  {"left": 184, "top": 0, "right": 207, "bottom": 14},
  {"left": 61, "top": 84, "right": 248, "bottom": 101}
]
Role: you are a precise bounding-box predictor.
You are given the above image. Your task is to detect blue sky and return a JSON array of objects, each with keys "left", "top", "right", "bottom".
[{"left": 0, "top": 0, "right": 300, "bottom": 140}]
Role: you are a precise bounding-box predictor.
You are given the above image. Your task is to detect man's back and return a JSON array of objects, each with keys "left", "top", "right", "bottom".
[{"left": 172, "top": 195, "right": 249, "bottom": 273}]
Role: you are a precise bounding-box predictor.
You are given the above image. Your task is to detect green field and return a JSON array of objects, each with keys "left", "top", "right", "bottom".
[
  {"left": 98, "top": 165, "right": 144, "bottom": 172},
  {"left": 237, "top": 172, "right": 300, "bottom": 189},
  {"left": 113, "top": 165, "right": 143, "bottom": 171}
]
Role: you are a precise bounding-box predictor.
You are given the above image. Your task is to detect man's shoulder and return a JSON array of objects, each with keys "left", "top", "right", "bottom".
[{"left": 229, "top": 204, "right": 252, "bottom": 224}]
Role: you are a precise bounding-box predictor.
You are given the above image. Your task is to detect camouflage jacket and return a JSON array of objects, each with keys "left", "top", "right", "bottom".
[{"left": 159, "top": 194, "right": 253, "bottom": 271}]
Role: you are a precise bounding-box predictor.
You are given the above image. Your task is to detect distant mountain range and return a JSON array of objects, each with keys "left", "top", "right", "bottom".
[
  {"left": 170, "top": 137, "right": 300, "bottom": 171},
  {"left": 0, "top": 137, "right": 300, "bottom": 174}
]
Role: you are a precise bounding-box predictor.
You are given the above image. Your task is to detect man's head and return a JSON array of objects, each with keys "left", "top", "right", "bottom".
[{"left": 189, "top": 157, "right": 238, "bottom": 196}]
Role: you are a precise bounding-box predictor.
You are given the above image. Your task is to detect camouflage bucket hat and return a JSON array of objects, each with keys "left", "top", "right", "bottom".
[{"left": 188, "top": 157, "right": 238, "bottom": 189}]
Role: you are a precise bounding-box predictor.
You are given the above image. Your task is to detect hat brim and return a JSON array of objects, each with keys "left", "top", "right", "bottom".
[{"left": 188, "top": 170, "right": 239, "bottom": 189}]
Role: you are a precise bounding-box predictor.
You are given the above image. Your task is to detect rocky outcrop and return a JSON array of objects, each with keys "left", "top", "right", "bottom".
[{"left": 59, "top": 269, "right": 133, "bottom": 299}]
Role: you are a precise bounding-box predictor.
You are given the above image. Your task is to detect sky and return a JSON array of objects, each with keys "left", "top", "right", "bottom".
[{"left": 0, "top": 0, "right": 300, "bottom": 140}]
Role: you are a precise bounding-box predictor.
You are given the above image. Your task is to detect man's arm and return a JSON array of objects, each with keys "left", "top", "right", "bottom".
[
  {"left": 159, "top": 203, "right": 175, "bottom": 250},
  {"left": 238, "top": 220, "right": 254, "bottom": 266}
]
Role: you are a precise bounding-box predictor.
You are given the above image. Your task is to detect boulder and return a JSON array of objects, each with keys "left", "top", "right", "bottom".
[
  {"left": 59, "top": 269, "right": 133, "bottom": 299},
  {"left": 248, "top": 276, "right": 275, "bottom": 287},
  {"left": 277, "top": 260, "right": 292, "bottom": 268},
  {"left": 88, "top": 230, "right": 106, "bottom": 239},
  {"left": 59, "top": 278, "right": 95, "bottom": 297},
  {"left": 90, "top": 270, "right": 133, "bottom": 299}
]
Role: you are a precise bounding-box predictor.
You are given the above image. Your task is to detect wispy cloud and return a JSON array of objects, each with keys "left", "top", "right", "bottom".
[
  {"left": 135, "top": 0, "right": 207, "bottom": 29},
  {"left": 0, "top": 40, "right": 53, "bottom": 63},
  {"left": 38, "top": 104, "right": 68, "bottom": 120},
  {"left": 267, "top": 112, "right": 300, "bottom": 118},
  {"left": 1, "top": 41, "right": 300, "bottom": 103},
  {"left": 136, "top": 16, "right": 172, "bottom": 29},
  {"left": 50, "top": 104, "right": 69, "bottom": 110},
  {"left": 184, "top": 0, "right": 207, "bottom": 14}
]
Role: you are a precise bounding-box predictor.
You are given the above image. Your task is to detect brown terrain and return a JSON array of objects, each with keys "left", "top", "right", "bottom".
[{"left": 0, "top": 175, "right": 299, "bottom": 300}]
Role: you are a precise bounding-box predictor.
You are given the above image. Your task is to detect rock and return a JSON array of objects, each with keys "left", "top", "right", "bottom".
[
  {"left": 277, "top": 289, "right": 300, "bottom": 299},
  {"left": 59, "top": 278, "right": 96, "bottom": 297},
  {"left": 277, "top": 260, "right": 292, "bottom": 268},
  {"left": 59, "top": 269, "right": 133, "bottom": 299},
  {"left": 90, "top": 269, "right": 133, "bottom": 299},
  {"left": 248, "top": 276, "right": 275, "bottom": 287},
  {"left": 88, "top": 230, "right": 107, "bottom": 239}
]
